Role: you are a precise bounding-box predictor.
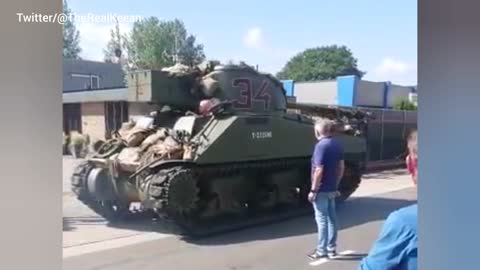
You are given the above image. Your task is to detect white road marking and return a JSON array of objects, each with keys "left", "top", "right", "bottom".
[
  {"left": 63, "top": 232, "right": 173, "bottom": 258},
  {"left": 309, "top": 250, "right": 356, "bottom": 266}
]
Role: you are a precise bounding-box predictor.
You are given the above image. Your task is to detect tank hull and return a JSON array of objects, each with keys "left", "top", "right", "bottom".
[{"left": 71, "top": 114, "right": 365, "bottom": 236}]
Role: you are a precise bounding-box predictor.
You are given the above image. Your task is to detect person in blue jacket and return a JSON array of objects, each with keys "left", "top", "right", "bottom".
[{"left": 359, "top": 130, "right": 418, "bottom": 270}]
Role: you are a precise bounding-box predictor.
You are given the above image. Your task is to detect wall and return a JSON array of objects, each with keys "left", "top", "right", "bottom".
[
  {"left": 355, "top": 80, "right": 385, "bottom": 107},
  {"left": 294, "top": 80, "right": 337, "bottom": 105},
  {"left": 63, "top": 59, "right": 125, "bottom": 92},
  {"left": 67, "top": 102, "right": 159, "bottom": 141},
  {"left": 360, "top": 108, "right": 417, "bottom": 161},
  {"left": 285, "top": 76, "right": 417, "bottom": 109},
  {"left": 387, "top": 84, "right": 415, "bottom": 108},
  {"left": 81, "top": 102, "right": 106, "bottom": 140},
  {"left": 63, "top": 88, "right": 128, "bottom": 103}
]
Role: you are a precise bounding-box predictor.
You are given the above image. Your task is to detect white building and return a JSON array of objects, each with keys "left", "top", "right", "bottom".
[{"left": 282, "top": 76, "right": 417, "bottom": 109}]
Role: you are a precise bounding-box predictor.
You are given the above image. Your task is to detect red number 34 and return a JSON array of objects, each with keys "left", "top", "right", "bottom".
[{"left": 232, "top": 78, "right": 271, "bottom": 110}]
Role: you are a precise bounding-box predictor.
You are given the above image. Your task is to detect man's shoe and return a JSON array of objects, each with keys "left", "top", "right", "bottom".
[
  {"left": 308, "top": 251, "right": 327, "bottom": 260},
  {"left": 327, "top": 250, "right": 337, "bottom": 259}
]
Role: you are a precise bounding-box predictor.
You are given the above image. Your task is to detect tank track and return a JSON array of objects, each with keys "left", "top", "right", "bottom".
[
  {"left": 144, "top": 158, "right": 362, "bottom": 237},
  {"left": 70, "top": 157, "right": 362, "bottom": 234},
  {"left": 70, "top": 161, "right": 132, "bottom": 222},
  {"left": 337, "top": 163, "right": 362, "bottom": 201}
]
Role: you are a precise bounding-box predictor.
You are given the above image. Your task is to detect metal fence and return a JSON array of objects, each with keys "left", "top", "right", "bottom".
[
  {"left": 359, "top": 108, "right": 417, "bottom": 162},
  {"left": 286, "top": 102, "right": 418, "bottom": 163}
]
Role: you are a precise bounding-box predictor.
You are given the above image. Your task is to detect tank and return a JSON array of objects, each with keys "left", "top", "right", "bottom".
[{"left": 70, "top": 63, "right": 370, "bottom": 236}]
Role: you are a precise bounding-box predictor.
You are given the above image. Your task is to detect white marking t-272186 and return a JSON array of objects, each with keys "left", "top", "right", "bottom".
[{"left": 251, "top": 131, "right": 272, "bottom": 139}]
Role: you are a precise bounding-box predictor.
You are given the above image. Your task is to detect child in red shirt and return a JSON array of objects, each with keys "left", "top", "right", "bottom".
[{"left": 406, "top": 130, "right": 417, "bottom": 185}]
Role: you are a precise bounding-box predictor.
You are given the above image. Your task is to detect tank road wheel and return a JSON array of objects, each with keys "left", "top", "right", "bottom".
[
  {"left": 148, "top": 167, "right": 200, "bottom": 219},
  {"left": 167, "top": 169, "right": 200, "bottom": 216},
  {"left": 336, "top": 163, "right": 362, "bottom": 203},
  {"left": 70, "top": 161, "right": 130, "bottom": 222}
]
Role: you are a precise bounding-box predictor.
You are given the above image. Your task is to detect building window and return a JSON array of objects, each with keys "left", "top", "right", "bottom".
[
  {"left": 71, "top": 74, "right": 101, "bottom": 90},
  {"left": 90, "top": 75, "right": 99, "bottom": 89},
  {"left": 63, "top": 103, "right": 82, "bottom": 134},
  {"left": 104, "top": 101, "right": 129, "bottom": 139}
]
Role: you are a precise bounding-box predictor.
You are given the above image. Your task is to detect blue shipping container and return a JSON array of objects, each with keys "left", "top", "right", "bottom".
[{"left": 281, "top": 80, "right": 295, "bottom": 96}]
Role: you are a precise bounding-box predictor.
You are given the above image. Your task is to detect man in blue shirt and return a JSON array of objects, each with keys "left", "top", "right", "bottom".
[
  {"left": 308, "top": 119, "right": 345, "bottom": 260},
  {"left": 359, "top": 130, "right": 418, "bottom": 270},
  {"left": 359, "top": 204, "right": 418, "bottom": 270}
]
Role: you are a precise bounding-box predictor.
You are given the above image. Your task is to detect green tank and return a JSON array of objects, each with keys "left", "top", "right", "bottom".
[{"left": 70, "top": 63, "right": 370, "bottom": 235}]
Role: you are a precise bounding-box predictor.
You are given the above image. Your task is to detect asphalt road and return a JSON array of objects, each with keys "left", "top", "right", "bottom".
[{"left": 63, "top": 185, "right": 416, "bottom": 270}]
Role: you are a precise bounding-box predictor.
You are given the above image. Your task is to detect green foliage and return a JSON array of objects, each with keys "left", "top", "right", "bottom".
[
  {"left": 393, "top": 98, "right": 417, "bottom": 111},
  {"left": 68, "top": 131, "right": 88, "bottom": 158},
  {"left": 69, "top": 131, "right": 86, "bottom": 146},
  {"left": 124, "top": 17, "right": 205, "bottom": 69},
  {"left": 179, "top": 35, "right": 205, "bottom": 67},
  {"left": 199, "top": 60, "right": 221, "bottom": 74},
  {"left": 208, "top": 59, "right": 221, "bottom": 66},
  {"left": 103, "top": 20, "right": 128, "bottom": 64},
  {"left": 63, "top": 0, "right": 81, "bottom": 59},
  {"left": 103, "top": 20, "right": 130, "bottom": 84},
  {"left": 63, "top": 132, "right": 69, "bottom": 154},
  {"left": 276, "top": 45, "right": 365, "bottom": 81}
]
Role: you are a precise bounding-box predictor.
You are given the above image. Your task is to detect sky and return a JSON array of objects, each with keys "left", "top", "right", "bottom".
[{"left": 67, "top": 0, "right": 417, "bottom": 85}]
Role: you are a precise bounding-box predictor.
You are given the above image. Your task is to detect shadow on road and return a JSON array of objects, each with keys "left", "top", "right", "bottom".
[
  {"left": 63, "top": 216, "right": 107, "bottom": 232},
  {"left": 333, "top": 253, "right": 368, "bottom": 261},
  {"left": 64, "top": 189, "right": 415, "bottom": 247},
  {"left": 187, "top": 194, "right": 415, "bottom": 246},
  {"left": 63, "top": 217, "right": 76, "bottom": 232},
  {"left": 362, "top": 169, "right": 408, "bottom": 180},
  {"left": 63, "top": 211, "right": 180, "bottom": 234}
]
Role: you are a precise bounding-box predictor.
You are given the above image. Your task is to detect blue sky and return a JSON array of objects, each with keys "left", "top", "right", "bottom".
[{"left": 68, "top": 0, "right": 417, "bottom": 85}]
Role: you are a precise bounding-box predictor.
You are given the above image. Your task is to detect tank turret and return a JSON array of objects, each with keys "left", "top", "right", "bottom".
[{"left": 127, "top": 63, "right": 287, "bottom": 114}]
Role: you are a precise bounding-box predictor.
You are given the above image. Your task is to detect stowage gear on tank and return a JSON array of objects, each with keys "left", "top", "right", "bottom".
[{"left": 71, "top": 62, "right": 370, "bottom": 236}]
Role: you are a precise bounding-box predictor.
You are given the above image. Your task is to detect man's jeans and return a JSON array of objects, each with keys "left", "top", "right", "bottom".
[{"left": 312, "top": 192, "right": 338, "bottom": 254}]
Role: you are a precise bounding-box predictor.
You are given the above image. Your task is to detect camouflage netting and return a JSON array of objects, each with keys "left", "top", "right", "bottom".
[
  {"left": 107, "top": 117, "right": 191, "bottom": 173},
  {"left": 150, "top": 62, "right": 287, "bottom": 111},
  {"left": 161, "top": 63, "right": 196, "bottom": 75},
  {"left": 200, "top": 63, "right": 287, "bottom": 110}
]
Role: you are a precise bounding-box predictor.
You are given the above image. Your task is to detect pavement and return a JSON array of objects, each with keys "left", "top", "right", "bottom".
[{"left": 63, "top": 157, "right": 416, "bottom": 270}]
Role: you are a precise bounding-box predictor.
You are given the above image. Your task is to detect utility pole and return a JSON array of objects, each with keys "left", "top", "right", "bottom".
[
  {"left": 164, "top": 30, "right": 181, "bottom": 65},
  {"left": 173, "top": 32, "right": 180, "bottom": 64}
]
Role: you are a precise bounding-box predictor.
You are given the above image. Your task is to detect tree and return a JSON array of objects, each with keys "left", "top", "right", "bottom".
[
  {"left": 178, "top": 35, "right": 205, "bottom": 67},
  {"left": 207, "top": 59, "right": 221, "bottom": 66},
  {"left": 124, "top": 17, "right": 205, "bottom": 69},
  {"left": 276, "top": 45, "right": 365, "bottom": 81},
  {"left": 63, "top": 0, "right": 81, "bottom": 59},
  {"left": 103, "top": 20, "right": 131, "bottom": 84},
  {"left": 393, "top": 98, "right": 417, "bottom": 111},
  {"left": 103, "top": 19, "right": 127, "bottom": 64},
  {"left": 202, "top": 59, "right": 221, "bottom": 73}
]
